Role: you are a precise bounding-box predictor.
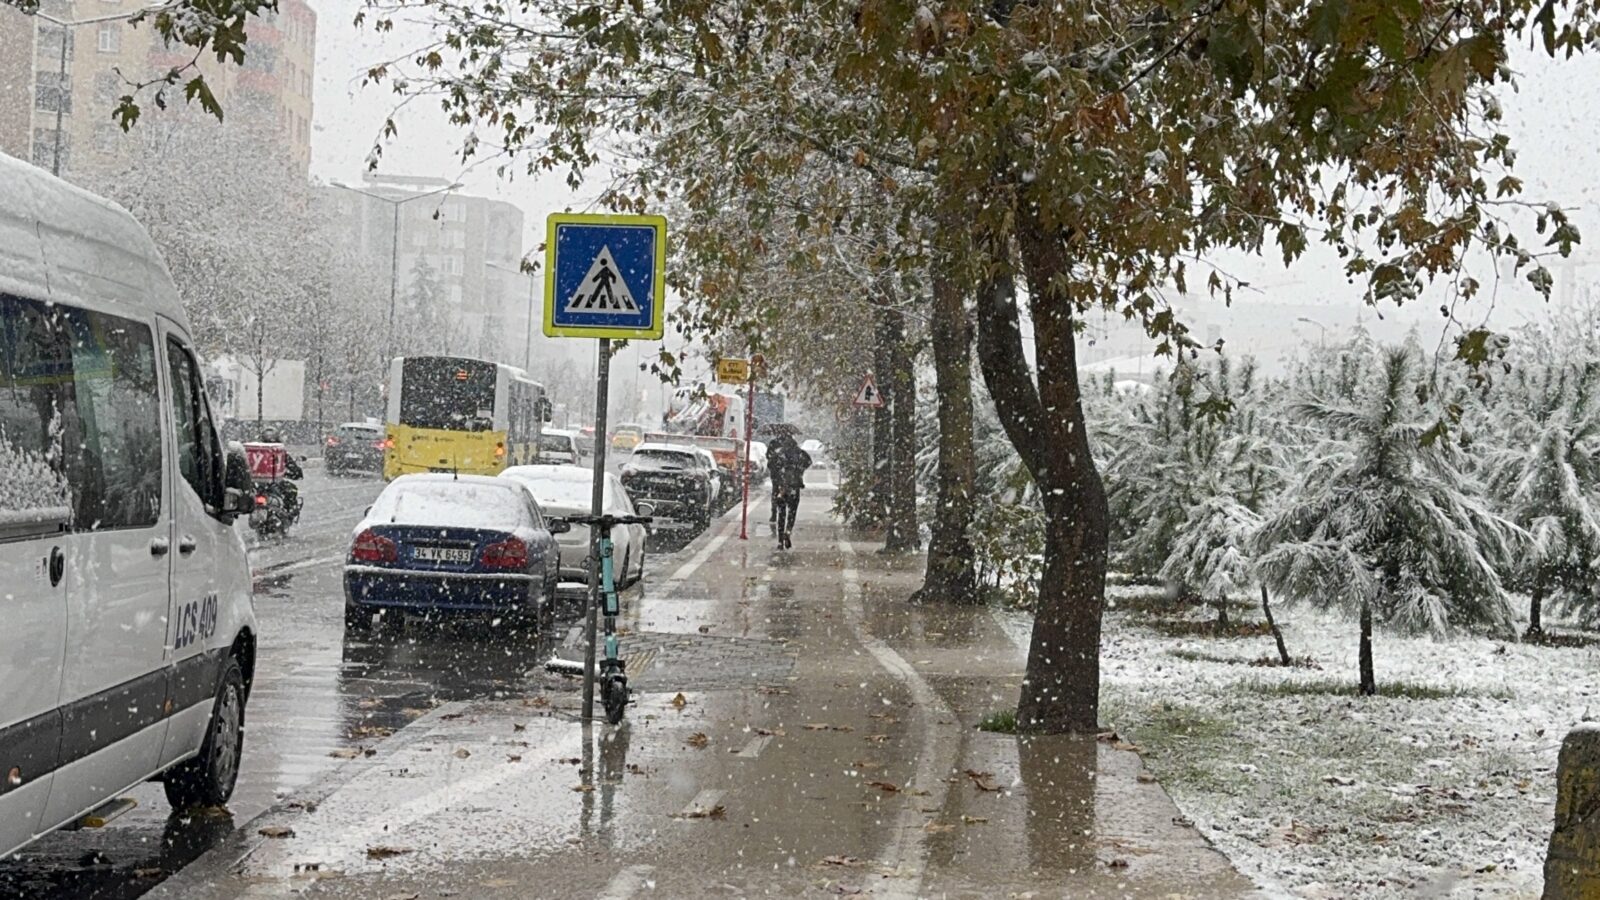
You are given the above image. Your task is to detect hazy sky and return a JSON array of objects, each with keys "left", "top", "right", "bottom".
[{"left": 307, "top": 4, "right": 1600, "bottom": 370}]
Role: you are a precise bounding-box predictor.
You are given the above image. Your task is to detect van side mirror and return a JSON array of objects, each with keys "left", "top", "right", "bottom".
[
  {"left": 547, "top": 518, "right": 571, "bottom": 535},
  {"left": 218, "top": 442, "right": 255, "bottom": 522}
]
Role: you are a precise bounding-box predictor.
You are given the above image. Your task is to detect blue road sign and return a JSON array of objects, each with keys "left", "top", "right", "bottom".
[{"left": 543, "top": 213, "right": 667, "bottom": 340}]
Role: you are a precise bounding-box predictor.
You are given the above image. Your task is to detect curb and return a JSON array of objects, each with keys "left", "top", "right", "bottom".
[{"left": 145, "top": 700, "right": 472, "bottom": 899}]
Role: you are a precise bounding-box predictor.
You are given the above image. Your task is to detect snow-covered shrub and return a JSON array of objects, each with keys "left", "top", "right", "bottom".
[
  {"left": 0, "top": 438, "right": 71, "bottom": 524},
  {"left": 1257, "top": 344, "right": 1520, "bottom": 692}
]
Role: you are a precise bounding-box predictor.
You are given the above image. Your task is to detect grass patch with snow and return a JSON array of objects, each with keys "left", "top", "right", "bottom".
[{"left": 1088, "top": 602, "right": 1600, "bottom": 899}]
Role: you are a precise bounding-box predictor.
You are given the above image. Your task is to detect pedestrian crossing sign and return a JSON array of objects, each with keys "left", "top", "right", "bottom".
[{"left": 544, "top": 212, "right": 668, "bottom": 340}]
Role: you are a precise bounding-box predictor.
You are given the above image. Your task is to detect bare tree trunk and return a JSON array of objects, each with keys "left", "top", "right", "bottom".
[
  {"left": 912, "top": 258, "right": 978, "bottom": 603},
  {"left": 256, "top": 368, "right": 265, "bottom": 429},
  {"left": 1526, "top": 580, "right": 1545, "bottom": 638},
  {"left": 1358, "top": 599, "right": 1376, "bottom": 696},
  {"left": 870, "top": 306, "right": 893, "bottom": 527},
  {"left": 1214, "top": 597, "right": 1231, "bottom": 632},
  {"left": 1261, "top": 585, "right": 1290, "bottom": 666},
  {"left": 973, "top": 219, "right": 1107, "bottom": 735},
  {"left": 884, "top": 305, "right": 920, "bottom": 553}
]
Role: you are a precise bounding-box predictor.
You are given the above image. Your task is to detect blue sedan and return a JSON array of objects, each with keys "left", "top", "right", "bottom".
[{"left": 343, "top": 474, "right": 566, "bottom": 635}]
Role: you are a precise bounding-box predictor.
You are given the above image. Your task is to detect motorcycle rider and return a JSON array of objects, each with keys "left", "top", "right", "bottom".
[{"left": 257, "top": 427, "right": 303, "bottom": 519}]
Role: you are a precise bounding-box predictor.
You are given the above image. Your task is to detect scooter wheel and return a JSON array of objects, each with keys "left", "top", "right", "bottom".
[{"left": 601, "top": 676, "right": 628, "bottom": 725}]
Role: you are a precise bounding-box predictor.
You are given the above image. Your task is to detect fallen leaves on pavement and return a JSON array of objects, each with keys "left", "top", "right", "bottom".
[
  {"left": 865, "top": 780, "right": 901, "bottom": 793},
  {"left": 821, "top": 855, "right": 861, "bottom": 867},
  {"left": 365, "top": 845, "right": 413, "bottom": 860},
  {"left": 258, "top": 826, "right": 295, "bottom": 839},
  {"left": 670, "top": 693, "right": 688, "bottom": 708},
  {"left": 671, "top": 803, "right": 726, "bottom": 820},
  {"left": 963, "top": 769, "right": 1002, "bottom": 792},
  {"left": 686, "top": 732, "right": 710, "bottom": 749}
]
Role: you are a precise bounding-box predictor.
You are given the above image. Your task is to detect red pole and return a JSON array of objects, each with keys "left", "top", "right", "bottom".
[{"left": 740, "top": 372, "right": 754, "bottom": 540}]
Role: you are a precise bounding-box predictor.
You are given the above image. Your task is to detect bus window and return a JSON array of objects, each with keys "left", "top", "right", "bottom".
[{"left": 399, "top": 357, "right": 496, "bottom": 432}]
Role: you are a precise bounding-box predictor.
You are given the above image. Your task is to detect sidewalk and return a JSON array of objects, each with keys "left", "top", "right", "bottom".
[{"left": 153, "top": 490, "right": 1257, "bottom": 899}]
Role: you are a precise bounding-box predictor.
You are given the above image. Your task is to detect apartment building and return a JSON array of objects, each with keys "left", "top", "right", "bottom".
[{"left": 0, "top": 0, "right": 315, "bottom": 177}]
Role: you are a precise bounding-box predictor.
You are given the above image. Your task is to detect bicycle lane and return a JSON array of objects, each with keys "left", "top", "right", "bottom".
[{"left": 146, "top": 489, "right": 940, "bottom": 898}]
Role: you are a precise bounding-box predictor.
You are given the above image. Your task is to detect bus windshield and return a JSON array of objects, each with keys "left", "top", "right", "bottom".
[{"left": 399, "top": 358, "right": 496, "bottom": 432}]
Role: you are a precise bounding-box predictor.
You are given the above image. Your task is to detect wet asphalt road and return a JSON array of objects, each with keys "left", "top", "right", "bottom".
[{"left": 0, "top": 465, "right": 689, "bottom": 900}]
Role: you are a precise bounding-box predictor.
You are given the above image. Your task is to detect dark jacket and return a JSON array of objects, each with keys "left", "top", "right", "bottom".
[{"left": 768, "top": 437, "right": 812, "bottom": 493}]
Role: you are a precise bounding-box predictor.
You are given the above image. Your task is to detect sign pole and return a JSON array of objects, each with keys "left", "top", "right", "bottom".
[
  {"left": 581, "top": 337, "right": 611, "bottom": 723},
  {"left": 740, "top": 372, "right": 754, "bottom": 540}
]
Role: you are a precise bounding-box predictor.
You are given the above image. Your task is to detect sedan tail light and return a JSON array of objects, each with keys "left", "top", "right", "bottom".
[
  {"left": 351, "top": 529, "right": 397, "bottom": 563},
  {"left": 481, "top": 536, "right": 528, "bottom": 568}
]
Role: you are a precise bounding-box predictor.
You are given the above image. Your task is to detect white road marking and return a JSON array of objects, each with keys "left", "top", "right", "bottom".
[
  {"left": 840, "top": 539, "right": 956, "bottom": 900},
  {"left": 734, "top": 735, "right": 772, "bottom": 758},
  {"left": 990, "top": 606, "right": 1031, "bottom": 656},
  {"left": 597, "top": 864, "right": 657, "bottom": 900},
  {"left": 677, "top": 788, "right": 726, "bottom": 818},
  {"left": 252, "top": 554, "right": 343, "bottom": 578}
]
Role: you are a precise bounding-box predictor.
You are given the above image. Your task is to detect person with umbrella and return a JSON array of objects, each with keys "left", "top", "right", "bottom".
[{"left": 766, "top": 431, "right": 812, "bottom": 549}]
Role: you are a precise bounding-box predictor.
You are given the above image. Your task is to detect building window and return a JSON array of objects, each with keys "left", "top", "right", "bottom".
[
  {"left": 97, "top": 22, "right": 120, "bottom": 53},
  {"left": 34, "top": 72, "right": 71, "bottom": 114}
]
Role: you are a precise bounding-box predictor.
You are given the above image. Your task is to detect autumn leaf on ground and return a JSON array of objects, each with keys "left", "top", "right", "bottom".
[
  {"left": 804, "top": 723, "right": 831, "bottom": 731},
  {"left": 453, "top": 748, "right": 471, "bottom": 759},
  {"left": 523, "top": 696, "right": 550, "bottom": 708},
  {"left": 132, "top": 867, "right": 164, "bottom": 878},
  {"left": 671, "top": 693, "right": 688, "bottom": 708},
  {"left": 328, "top": 748, "right": 362, "bottom": 760},
  {"left": 821, "top": 855, "right": 861, "bottom": 867},
  {"left": 670, "top": 803, "right": 726, "bottom": 819},
  {"left": 755, "top": 727, "right": 785, "bottom": 736},
  {"left": 866, "top": 780, "right": 901, "bottom": 793},
  {"left": 506, "top": 754, "right": 522, "bottom": 763},
  {"left": 686, "top": 732, "right": 710, "bottom": 749},
  {"left": 924, "top": 822, "right": 956, "bottom": 833},
  {"left": 961, "top": 815, "right": 988, "bottom": 824},
  {"left": 964, "top": 769, "right": 1002, "bottom": 792},
  {"left": 558, "top": 757, "right": 582, "bottom": 765},
  {"left": 258, "top": 825, "right": 295, "bottom": 838},
  {"left": 365, "top": 845, "right": 412, "bottom": 860},
  {"left": 865, "top": 734, "right": 890, "bottom": 743},
  {"left": 513, "top": 723, "right": 526, "bottom": 732},
  {"left": 573, "top": 784, "right": 595, "bottom": 793}
]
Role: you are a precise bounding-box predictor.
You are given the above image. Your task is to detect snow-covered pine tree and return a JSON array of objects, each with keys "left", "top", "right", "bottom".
[
  {"left": 1257, "top": 344, "right": 1520, "bottom": 695},
  {"left": 1483, "top": 361, "right": 1600, "bottom": 634}
]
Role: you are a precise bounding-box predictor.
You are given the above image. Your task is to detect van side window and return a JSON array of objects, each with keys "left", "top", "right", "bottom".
[
  {"left": 167, "top": 338, "right": 222, "bottom": 510},
  {"left": 0, "top": 293, "right": 74, "bottom": 525},
  {"left": 60, "top": 308, "right": 161, "bottom": 529}
]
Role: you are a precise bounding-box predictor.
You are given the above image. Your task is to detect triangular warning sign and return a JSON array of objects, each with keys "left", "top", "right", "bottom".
[
  {"left": 853, "top": 373, "right": 884, "bottom": 408},
  {"left": 563, "top": 246, "right": 640, "bottom": 313}
]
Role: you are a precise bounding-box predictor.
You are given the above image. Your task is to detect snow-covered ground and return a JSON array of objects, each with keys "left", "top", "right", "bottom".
[{"left": 998, "top": 585, "right": 1600, "bottom": 898}]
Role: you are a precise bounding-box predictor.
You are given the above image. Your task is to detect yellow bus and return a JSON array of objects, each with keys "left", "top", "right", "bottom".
[{"left": 383, "top": 355, "right": 550, "bottom": 480}]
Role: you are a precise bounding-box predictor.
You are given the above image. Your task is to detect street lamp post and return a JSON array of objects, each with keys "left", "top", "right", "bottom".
[
  {"left": 486, "top": 259, "right": 538, "bottom": 370},
  {"left": 329, "top": 181, "right": 461, "bottom": 372},
  {"left": 1296, "top": 316, "right": 1330, "bottom": 348}
]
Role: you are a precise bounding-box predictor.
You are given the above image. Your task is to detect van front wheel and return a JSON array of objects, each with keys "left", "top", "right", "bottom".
[{"left": 164, "top": 660, "right": 246, "bottom": 811}]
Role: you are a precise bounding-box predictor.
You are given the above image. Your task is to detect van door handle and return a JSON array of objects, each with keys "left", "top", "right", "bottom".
[
  {"left": 150, "top": 537, "right": 170, "bottom": 556},
  {"left": 178, "top": 535, "right": 197, "bottom": 555}
]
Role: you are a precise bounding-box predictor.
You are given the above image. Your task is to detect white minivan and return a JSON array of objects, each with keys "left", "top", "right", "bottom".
[{"left": 0, "top": 154, "right": 258, "bottom": 857}]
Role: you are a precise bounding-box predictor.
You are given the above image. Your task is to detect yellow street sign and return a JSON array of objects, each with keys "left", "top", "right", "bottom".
[{"left": 716, "top": 358, "right": 750, "bottom": 384}]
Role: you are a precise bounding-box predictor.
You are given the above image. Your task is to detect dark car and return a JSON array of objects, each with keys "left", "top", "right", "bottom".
[
  {"left": 326, "top": 422, "right": 385, "bottom": 475},
  {"left": 343, "top": 474, "right": 567, "bottom": 634},
  {"left": 619, "top": 443, "right": 716, "bottom": 531}
]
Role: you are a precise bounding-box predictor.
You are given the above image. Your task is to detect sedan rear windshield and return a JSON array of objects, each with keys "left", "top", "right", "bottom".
[
  {"left": 515, "top": 476, "right": 614, "bottom": 509},
  {"left": 371, "top": 482, "right": 530, "bottom": 529},
  {"left": 538, "top": 434, "right": 574, "bottom": 452},
  {"left": 629, "top": 450, "right": 696, "bottom": 471},
  {"left": 337, "top": 426, "right": 381, "bottom": 440}
]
